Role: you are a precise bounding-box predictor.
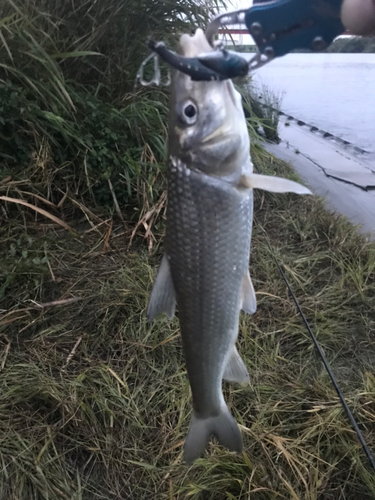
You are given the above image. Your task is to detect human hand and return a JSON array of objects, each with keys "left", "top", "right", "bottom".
[{"left": 341, "top": 0, "right": 375, "bottom": 35}]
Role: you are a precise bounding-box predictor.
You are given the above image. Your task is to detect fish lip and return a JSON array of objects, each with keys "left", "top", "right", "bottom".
[
  {"left": 200, "top": 130, "right": 239, "bottom": 148},
  {"left": 200, "top": 125, "right": 232, "bottom": 144}
]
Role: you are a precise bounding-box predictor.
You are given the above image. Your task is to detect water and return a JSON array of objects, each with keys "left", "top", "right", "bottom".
[{"left": 246, "top": 53, "right": 375, "bottom": 153}]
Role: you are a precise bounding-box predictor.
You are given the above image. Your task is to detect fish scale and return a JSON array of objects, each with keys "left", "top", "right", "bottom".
[{"left": 166, "top": 158, "right": 253, "bottom": 417}]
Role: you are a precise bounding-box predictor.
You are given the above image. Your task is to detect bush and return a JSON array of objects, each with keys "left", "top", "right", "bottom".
[
  {"left": 0, "top": 0, "right": 222, "bottom": 209},
  {"left": 326, "top": 36, "right": 375, "bottom": 53}
]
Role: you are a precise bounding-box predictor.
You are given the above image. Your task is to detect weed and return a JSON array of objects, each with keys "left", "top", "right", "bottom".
[
  {"left": 1, "top": 152, "right": 375, "bottom": 499},
  {"left": 0, "top": 0, "right": 221, "bottom": 210},
  {"left": 239, "top": 83, "right": 284, "bottom": 143}
]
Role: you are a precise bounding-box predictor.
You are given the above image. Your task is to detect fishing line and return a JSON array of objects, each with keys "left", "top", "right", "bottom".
[{"left": 254, "top": 165, "right": 375, "bottom": 470}]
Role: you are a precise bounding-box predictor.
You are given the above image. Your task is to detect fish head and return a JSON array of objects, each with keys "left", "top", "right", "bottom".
[{"left": 169, "top": 29, "right": 250, "bottom": 177}]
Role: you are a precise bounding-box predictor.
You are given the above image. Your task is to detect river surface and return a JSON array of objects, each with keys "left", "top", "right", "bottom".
[{"left": 244, "top": 53, "right": 375, "bottom": 153}]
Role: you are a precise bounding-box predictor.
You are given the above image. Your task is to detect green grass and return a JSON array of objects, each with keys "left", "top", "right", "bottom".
[
  {"left": 238, "top": 82, "right": 283, "bottom": 143},
  {"left": 0, "top": 0, "right": 222, "bottom": 209},
  {"left": 1, "top": 150, "right": 375, "bottom": 499}
]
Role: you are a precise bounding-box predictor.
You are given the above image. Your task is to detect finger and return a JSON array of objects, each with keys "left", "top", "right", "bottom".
[{"left": 341, "top": 0, "right": 375, "bottom": 36}]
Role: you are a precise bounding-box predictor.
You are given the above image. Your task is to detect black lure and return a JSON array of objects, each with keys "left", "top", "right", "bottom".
[{"left": 148, "top": 40, "right": 249, "bottom": 81}]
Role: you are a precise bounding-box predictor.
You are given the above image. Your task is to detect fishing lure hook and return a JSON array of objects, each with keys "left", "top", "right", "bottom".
[{"left": 135, "top": 51, "right": 171, "bottom": 88}]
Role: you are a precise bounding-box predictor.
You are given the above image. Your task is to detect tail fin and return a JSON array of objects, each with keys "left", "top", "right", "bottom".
[{"left": 183, "top": 406, "right": 243, "bottom": 463}]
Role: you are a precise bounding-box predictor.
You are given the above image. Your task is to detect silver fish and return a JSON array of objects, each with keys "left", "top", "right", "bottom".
[{"left": 147, "top": 29, "right": 311, "bottom": 463}]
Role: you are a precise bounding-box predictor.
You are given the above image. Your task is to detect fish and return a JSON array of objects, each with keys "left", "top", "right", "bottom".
[{"left": 147, "top": 29, "right": 311, "bottom": 463}]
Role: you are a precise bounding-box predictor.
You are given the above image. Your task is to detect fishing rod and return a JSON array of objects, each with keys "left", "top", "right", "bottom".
[{"left": 254, "top": 181, "right": 375, "bottom": 470}]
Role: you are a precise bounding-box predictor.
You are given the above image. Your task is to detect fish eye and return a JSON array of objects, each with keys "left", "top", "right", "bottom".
[
  {"left": 184, "top": 104, "right": 196, "bottom": 118},
  {"left": 181, "top": 101, "right": 197, "bottom": 125}
]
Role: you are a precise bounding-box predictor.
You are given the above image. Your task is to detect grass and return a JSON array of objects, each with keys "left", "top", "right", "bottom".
[
  {"left": 0, "top": 0, "right": 222, "bottom": 209},
  {"left": 1, "top": 0, "right": 375, "bottom": 497},
  {"left": 239, "top": 82, "right": 284, "bottom": 143},
  {"left": 1, "top": 148, "right": 375, "bottom": 499}
]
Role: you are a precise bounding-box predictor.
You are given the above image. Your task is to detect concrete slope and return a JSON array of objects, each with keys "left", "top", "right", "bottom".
[{"left": 262, "top": 117, "right": 375, "bottom": 240}]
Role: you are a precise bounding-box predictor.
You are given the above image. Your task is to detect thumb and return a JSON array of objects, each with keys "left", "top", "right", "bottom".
[{"left": 341, "top": 0, "right": 375, "bottom": 36}]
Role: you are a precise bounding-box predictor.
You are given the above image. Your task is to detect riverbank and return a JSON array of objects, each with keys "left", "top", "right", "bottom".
[
  {"left": 263, "top": 115, "right": 375, "bottom": 240},
  {"left": 2, "top": 148, "right": 375, "bottom": 498}
]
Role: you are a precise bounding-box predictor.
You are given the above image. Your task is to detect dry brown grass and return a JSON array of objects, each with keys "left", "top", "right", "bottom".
[{"left": 1, "top": 147, "right": 375, "bottom": 499}]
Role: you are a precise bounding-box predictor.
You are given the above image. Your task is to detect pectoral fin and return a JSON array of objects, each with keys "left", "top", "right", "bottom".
[
  {"left": 239, "top": 173, "right": 312, "bottom": 195},
  {"left": 147, "top": 254, "right": 176, "bottom": 322},
  {"left": 223, "top": 346, "right": 250, "bottom": 384},
  {"left": 241, "top": 271, "right": 257, "bottom": 314}
]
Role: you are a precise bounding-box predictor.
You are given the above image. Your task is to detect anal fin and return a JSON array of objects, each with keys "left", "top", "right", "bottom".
[
  {"left": 223, "top": 346, "right": 250, "bottom": 384},
  {"left": 147, "top": 254, "right": 176, "bottom": 322},
  {"left": 241, "top": 271, "right": 257, "bottom": 314}
]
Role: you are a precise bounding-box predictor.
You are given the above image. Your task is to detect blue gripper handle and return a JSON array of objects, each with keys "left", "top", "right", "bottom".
[{"left": 245, "top": 0, "right": 345, "bottom": 58}]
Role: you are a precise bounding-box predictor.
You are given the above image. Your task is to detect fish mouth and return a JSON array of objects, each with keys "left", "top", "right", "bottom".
[
  {"left": 200, "top": 125, "right": 238, "bottom": 147},
  {"left": 179, "top": 125, "right": 236, "bottom": 152},
  {"left": 201, "top": 125, "right": 228, "bottom": 144},
  {"left": 200, "top": 130, "right": 240, "bottom": 153}
]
